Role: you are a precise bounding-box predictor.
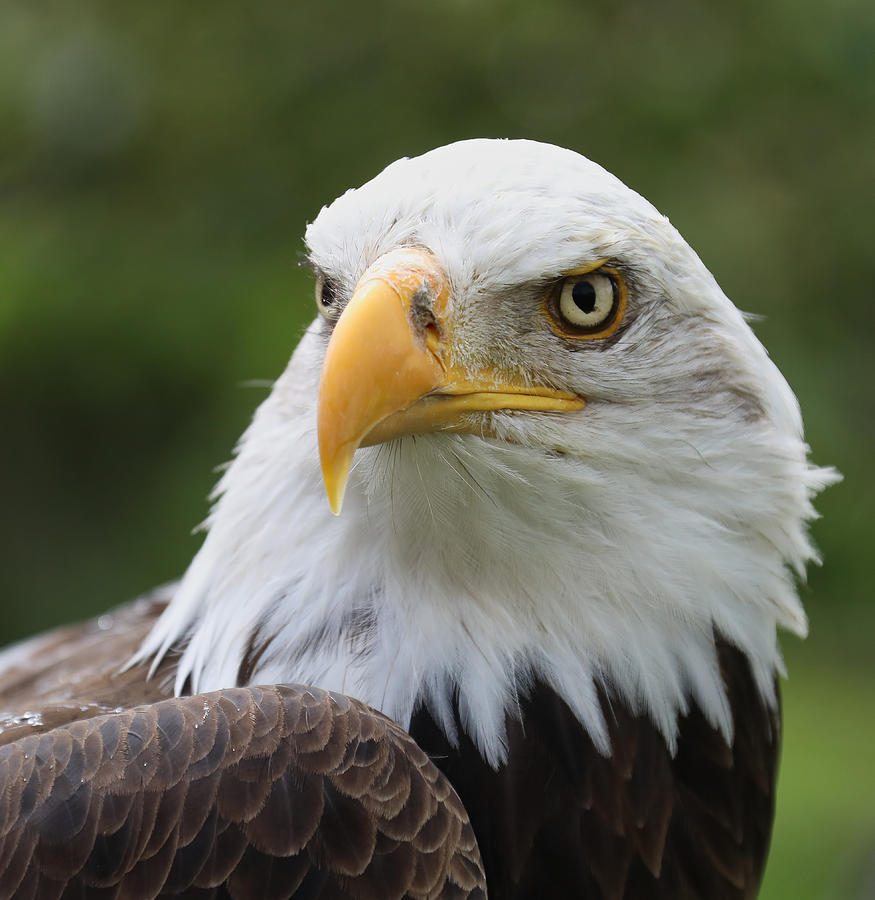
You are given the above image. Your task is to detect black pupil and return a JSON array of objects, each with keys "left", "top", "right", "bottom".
[{"left": 571, "top": 280, "right": 597, "bottom": 314}]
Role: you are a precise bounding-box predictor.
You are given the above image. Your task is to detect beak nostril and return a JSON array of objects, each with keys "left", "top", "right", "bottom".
[{"left": 409, "top": 297, "right": 442, "bottom": 351}]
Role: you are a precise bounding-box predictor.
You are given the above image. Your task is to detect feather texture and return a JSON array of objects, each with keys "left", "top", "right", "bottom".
[
  {"left": 410, "top": 639, "right": 779, "bottom": 899},
  {"left": 0, "top": 605, "right": 485, "bottom": 899}
]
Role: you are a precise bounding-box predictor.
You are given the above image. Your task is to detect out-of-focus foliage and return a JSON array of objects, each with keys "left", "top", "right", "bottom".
[{"left": 0, "top": 2, "right": 872, "bottom": 897}]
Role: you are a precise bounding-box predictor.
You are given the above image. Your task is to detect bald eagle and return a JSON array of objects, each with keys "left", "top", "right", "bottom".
[{"left": 0, "top": 140, "right": 836, "bottom": 899}]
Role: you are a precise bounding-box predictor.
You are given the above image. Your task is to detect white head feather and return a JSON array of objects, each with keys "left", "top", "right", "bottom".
[{"left": 136, "top": 139, "right": 837, "bottom": 767}]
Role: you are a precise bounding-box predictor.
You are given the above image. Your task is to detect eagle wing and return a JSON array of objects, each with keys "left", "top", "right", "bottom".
[{"left": 0, "top": 605, "right": 486, "bottom": 900}]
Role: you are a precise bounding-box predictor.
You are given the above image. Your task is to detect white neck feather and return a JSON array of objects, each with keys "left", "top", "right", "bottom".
[{"left": 136, "top": 322, "right": 835, "bottom": 767}]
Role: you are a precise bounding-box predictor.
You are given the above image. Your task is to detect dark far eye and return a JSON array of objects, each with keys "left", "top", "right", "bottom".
[{"left": 315, "top": 273, "right": 339, "bottom": 316}]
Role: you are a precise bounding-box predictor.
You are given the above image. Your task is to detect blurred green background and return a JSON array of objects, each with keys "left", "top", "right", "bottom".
[{"left": 0, "top": 1, "right": 872, "bottom": 897}]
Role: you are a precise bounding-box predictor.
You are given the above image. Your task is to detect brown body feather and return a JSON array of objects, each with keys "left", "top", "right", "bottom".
[
  {"left": 410, "top": 641, "right": 779, "bottom": 899},
  {"left": 0, "top": 600, "right": 778, "bottom": 899}
]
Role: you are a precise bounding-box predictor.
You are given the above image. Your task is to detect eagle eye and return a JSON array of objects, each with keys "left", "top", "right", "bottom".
[
  {"left": 547, "top": 267, "right": 626, "bottom": 339},
  {"left": 315, "top": 273, "right": 339, "bottom": 318}
]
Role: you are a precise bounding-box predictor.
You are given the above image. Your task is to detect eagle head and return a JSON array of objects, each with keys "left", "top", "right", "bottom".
[{"left": 139, "top": 139, "right": 836, "bottom": 767}]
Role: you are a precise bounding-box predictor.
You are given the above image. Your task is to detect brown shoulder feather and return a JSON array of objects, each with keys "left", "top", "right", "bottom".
[{"left": 0, "top": 683, "right": 486, "bottom": 899}]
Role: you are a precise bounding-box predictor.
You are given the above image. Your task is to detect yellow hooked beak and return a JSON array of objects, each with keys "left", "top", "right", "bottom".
[{"left": 317, "top": 247, "right": 584, "bottom": 513}]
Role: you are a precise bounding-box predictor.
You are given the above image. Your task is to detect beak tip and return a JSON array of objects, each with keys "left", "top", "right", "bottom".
[{"left": 320, "top": 443, "right": 354, "bottom": 517}]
